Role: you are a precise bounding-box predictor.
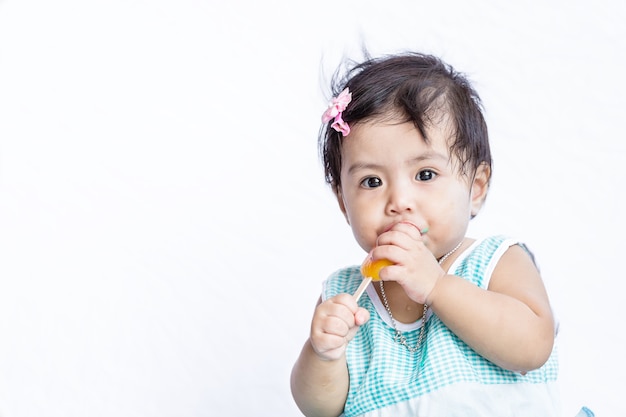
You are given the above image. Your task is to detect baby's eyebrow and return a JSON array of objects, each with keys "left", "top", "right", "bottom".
[
  {"left": 346, "top": 162, "right": 384, "bottom": 175},
  {"left": 408, "top": 151, "right": 449, "bottom": 164},
  {"left": 346, "top": 152, "right": 449, "bottom": 174}
]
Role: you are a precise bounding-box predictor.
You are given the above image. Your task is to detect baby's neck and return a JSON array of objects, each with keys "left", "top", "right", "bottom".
[{"left": 374, "top": 282, "right": 425, "bottom": 324}]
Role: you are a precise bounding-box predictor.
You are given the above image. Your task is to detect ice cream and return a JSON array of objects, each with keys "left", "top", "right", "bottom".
[
  {"left": 360, "top": 257, "right": 394, "bottom": 281},
  {"left": 353, "top": 257, "right": 394, "bottom": 301}
]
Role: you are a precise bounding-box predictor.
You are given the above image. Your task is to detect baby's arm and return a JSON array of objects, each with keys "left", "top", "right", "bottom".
[
  {"left": 427, "top": 244, "right": 555, "bottom": 372},
  {"left": 291, "top": 294, "right": 370, "bottom": 417}
]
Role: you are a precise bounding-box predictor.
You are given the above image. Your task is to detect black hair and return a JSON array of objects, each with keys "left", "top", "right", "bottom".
[{"left": 319, "top": 51, "right": 492, "bottom": 192}]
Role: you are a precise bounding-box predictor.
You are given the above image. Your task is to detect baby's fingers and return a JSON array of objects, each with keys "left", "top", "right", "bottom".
[
  {"left": 311, "top": 295, "right": 356, "bottom": 338},
  {"left": 354, "top": 307, "right": 370, "bottom": 326},
  {"left": 310, "top": 294, "right": 364, "bottom": 360}
]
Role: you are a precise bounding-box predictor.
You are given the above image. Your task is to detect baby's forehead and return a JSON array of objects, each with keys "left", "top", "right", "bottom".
[
  {"left": 353, "top": 113, "right": 456, "bottom": 144},
  {"left": 342, "top": 117, "right": 469, "bottom": 171},
  {"left": 360, "top": 103, "right": 453, "bottom": 127},
  {"left": 344, "top": 120, "right": 452, "bottom": 155}
]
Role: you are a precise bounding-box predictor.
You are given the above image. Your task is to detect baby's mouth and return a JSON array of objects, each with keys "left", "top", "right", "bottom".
[{"left": 383, "top": 220, "right": 427, "bottom": 234}]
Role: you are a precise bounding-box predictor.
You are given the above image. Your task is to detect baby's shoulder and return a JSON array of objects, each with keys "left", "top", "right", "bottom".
[
  {"left": 457, "top": 235, "right": 539, "bottom": 288},
  {"left": 464, "top": 235, "right": 526, "bottom": 261},
  {"left": 470, "top": 235, "right": 536, "bottom": 264}
]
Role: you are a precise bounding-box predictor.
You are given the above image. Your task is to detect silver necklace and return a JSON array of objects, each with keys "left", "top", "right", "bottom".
[{"left": 379, "top": 240, "right": 464, "bottom": 353}]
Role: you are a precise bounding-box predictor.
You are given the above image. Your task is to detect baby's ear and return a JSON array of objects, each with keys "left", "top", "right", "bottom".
[
  {"left": 470, "top": 163, "right": 491, "bottom": 217},
  {"left": 334, "top": 186, "right": 350, "bottom": 225}
]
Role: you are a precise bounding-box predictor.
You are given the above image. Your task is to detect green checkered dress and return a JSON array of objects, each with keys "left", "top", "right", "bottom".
[{"left": 322, "top": 236, "right": 560, "bottom": 417}]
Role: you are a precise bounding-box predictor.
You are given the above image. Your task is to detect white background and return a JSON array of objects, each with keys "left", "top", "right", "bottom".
[{"left": 0, "top": 1, "right": 624, "bottom": 416}]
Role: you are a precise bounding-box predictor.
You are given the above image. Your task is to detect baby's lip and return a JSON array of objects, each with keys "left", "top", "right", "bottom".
[{"left": 383, "top": 220, "right": 422, "bottom": 234}]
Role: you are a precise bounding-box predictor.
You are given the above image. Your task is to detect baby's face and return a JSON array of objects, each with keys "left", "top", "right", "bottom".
[{"left": 335, "top": 119, "right": 489, "bottom": 258}]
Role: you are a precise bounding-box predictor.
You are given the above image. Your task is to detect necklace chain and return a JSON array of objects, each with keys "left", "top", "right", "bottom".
[{"left": 379, "top": 240, "right": 464, "bottom": 353}]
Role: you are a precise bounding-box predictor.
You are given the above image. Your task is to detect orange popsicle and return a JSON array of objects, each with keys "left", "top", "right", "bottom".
[
  {"left": 361, "top": 258, "right": 394, "bottom": 281},
  {"left": 353, "top": 257, "right": 394, "bottom": 301}
]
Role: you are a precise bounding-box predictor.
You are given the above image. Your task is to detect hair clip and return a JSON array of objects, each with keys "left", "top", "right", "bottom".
[{"left": 321, "top": 87, "right": 352, "bottom": 136}]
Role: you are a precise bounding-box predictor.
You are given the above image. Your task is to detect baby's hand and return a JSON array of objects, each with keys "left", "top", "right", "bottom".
[
  {"left": 310, "top": 293, "right": 370, "bottom": 361},
  {"left": 372, "top": 222, "right": 445, "bottom": 304}
]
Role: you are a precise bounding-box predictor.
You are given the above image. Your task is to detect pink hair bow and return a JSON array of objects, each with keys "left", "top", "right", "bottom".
[{"left": 321, "top": 87, "right": 352, "bottom": 136}]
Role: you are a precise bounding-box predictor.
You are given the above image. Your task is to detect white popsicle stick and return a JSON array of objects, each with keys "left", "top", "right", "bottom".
[{"left": 352, "top": 277, "right": 372, "bottom": 302}]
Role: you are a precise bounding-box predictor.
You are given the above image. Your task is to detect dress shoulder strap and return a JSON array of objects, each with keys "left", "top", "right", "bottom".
[{"left": 451, "top": 235, "right": 521, "bottom": 289}]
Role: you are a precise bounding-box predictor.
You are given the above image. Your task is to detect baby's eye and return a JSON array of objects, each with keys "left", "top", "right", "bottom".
[
  {"left": 360, "top": 177, "right": 383, "bottom": 188},
  {"left": 416, "top": 169, "right": 437, "bottom": 181}
]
